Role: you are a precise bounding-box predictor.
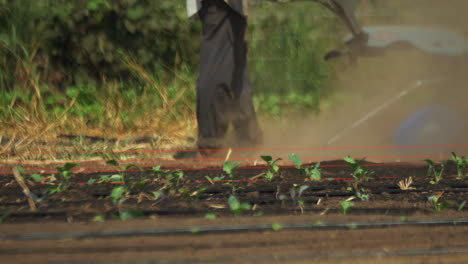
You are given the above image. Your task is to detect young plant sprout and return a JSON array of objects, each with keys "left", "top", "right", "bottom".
[
  {"left": 341, "top": 199, "right": 355, "bottom": 215},
  {"left": 261, "top": 155, "right": 282, "bottom": 182},
  {"left": 451, "top": 152, "right": 467, "bottom": 180},
  {"left": 427, "top": 192, "right": 449, "bottom": 213},
  {"left": 47, "top": 163, "right": 77, "bottom": 195},
  {"left": 228, "top": 195, "right": 251, "bottom": 216},
  {"left": 223, "top": 160, "right": 241, "bottom": 193},
  {"left": 343, "top": 156, "right": 373, "bottom": 193},
  {"left": 424, "top": 159, "right": 449, "bottom": 185},
  {"left": 290, "top": 184, "right": 309, "bottom": 214},
  {"left": 288, "top": 153, "right": 321, "bottom": 181}
]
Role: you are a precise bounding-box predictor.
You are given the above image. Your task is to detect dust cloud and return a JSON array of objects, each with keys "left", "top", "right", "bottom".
[{"left": 251, "top": 0, "right": 468, "bottom": 162}]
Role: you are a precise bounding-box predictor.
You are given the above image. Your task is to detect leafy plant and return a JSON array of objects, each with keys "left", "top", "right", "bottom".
[
  {"left": 452, "top": 152, "right": 467, "bottom": 180},
  {"left": 261, "top": 155, "right": 282, "bottom": 182},
  {"left": 288, "top": 153, "right": 321, "bottom": 181},
  {"left": 205, "top": 175, "right": 225, "bottom": 184},
  {"left": 179, "top": 187, "right": 207, "bottom": 200},
  {"left": 341, "top": 200, "right": 354, "bottom": 215},
  {"left": 428, "top": 194, "right": 449, "bottom": 212},
  {"left": 343, "top": 156, "right": 373, "bottom": 192},
  {"left": 424, "top": 159, "right": 449, "bottom": 185},
  {"left": 46, "top": 163, "right": 77, "bottom": 195},
  {"left": 290, "top": 184, "right": 309, "bottom": 214},
  {"left": 29, "top": 174, "right": 43, "bottom": 183},
  {"left": 228, "top": 195, "right": 251, "bottom": 216},
  {"left": 223, "top": 160, "right": 241, "bottom": 193},
  {"left": 272, "top": 223, "right": 283, "bottom": 231},
  {"left": 92, "top": 215, "right": 105, "bottom": 222},
  {"left": 204, "top": 213, "right": 217, "bottom": 220},
  {"left": 104, "top": 160, "right": 144, "bottom": 206}
]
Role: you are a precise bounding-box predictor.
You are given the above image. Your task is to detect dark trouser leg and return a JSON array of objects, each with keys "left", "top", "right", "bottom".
[{"left": 197, "top": 0, "right": 261, "bottom": 151}]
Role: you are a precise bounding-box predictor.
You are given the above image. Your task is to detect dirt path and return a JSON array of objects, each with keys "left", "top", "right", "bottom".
[{"left": 2, "top": 215, "right": 468, "bottom": 264}]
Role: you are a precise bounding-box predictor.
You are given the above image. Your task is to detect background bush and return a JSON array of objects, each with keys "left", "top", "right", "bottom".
[{"left": 0, "top": 0, "right": 348, "bottom": 136}]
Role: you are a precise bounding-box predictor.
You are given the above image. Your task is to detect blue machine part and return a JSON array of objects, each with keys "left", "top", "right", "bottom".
[
  {"left": 349, "top": 26, "right": 468, "bottom": 56},
  {"left": 394, "top": 105, "right": 465, "bottom": 147}
]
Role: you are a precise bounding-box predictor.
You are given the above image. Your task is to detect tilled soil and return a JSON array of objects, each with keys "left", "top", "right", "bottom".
[{"left": 2, "top": 161, "right": 468, "bottom": 263}]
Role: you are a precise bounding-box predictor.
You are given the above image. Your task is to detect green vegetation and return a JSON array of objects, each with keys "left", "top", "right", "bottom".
[
  {"left": 340, "top": 200, "right": 355, "bottom": 215},
  {"left": 223, "top": 160, "right": 241, "bottom": 194},
  {"left": 424, "top": 159, "right": 449, "bottom": 185},
  {"left": 261, "top": 155, "right": 282, "bottom": 182},
  {"left": 344, "top": 156, "right": 373, "bottom": 194},
  {"left": 427, "top": 194, "right": 449, "bottom": 213},
  {"left": 288, "top": 153, "right": 321, "bottom": 181},
  {"left": 290, "top": 184, "right": 309, "bottom": 214},
  {"left": 0, "top": 0, "right": 345, "bottom": 141},
  {"left": 46, "top": 163, "right": 77, "bottom": 195},
  {"left": 452, "top": 152, "right": 467, "bottom": 180},
  {"left": 228, "top": 195, "right": 251, "bottom": 216}
]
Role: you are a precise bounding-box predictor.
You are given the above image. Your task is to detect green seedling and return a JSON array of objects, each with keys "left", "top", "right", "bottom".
[
  {"left": 106, "top": 160, "right": 143, "bottom": 186},
  {"left": 288, "top": 154, "right": 321, "bottom": 181},
  {"left": 341, "top": 200, "right": 355, "bottom": 215},
  {"left": 228, "top": 195, "right": 251, "bottom": 216},
  {"left": 272, "top": 223, "right": 283, "bottom": 231},
  {"left": 204, "top": 213, "right": 217, "bottom": 220},
  {"left": 46, "top": 163, "right": 77, "bottom": 195},
  {"left": 92, "top": 215, "right": 105, "bottom": 222},
  {"left": 223, "top": 160, "right": 241, "bottom": 193},
  {"left": 117, "top": 209, "right": 145, "bottom": 220},
  {"left": 290, "top": 184, "right": 309, "bottom": 214},
  {"left": 205, "top": 175, "right": 226, "bottom": 184},
  {"left": 344, "top": 156, "right": 373, "bottom": 192},
  {"left": 151, "top": 190, "right": 165, "bottom": 201},
  {"left": 147, "top": 165, "right": 167, "bottom": 180},
  {"left": 164, "top": 170, "right": 184, "bottom": 190},
  {"left": 29, "top": 174, "right": 43, "bottom": 183},
  {"left": 452, "top": 152, "right": 467, "bottom": 180},
  {"left": 179, "top": 187, "right": 207, "bottom": 200},
  {"left": 424, "top": 159, "right": 449, "bottom": 185},
  {"left": 458, "top": 200, "right": 466, "bottom": 212},
  {"left": 428, "top": 193, "right": 449, "bottom": 212},
  {"left": 110, "top": 186, "right": 128, "bottom": 206},
  {"left": 261, "top": 155, "right": 282, "bottom": 182}
]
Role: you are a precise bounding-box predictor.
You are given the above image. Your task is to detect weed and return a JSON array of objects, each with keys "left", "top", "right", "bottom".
[
  {"left": 261, "top": 155, "right": 282, "bottom": 182},
  {"left": 451, "top": 152, "right": 467, "bottom": 179},
  {"left": 223, "top": 160, "right": 241, "bottom": 193},
  {"left": 228, "top": 195, "right": 251, "bottom": 216},
  {"left": 458, "top": 201, "right": 466, "bottom": 212},
  {"left": 424, "top": 159, "right": 449, "bottom": 185},
  {"left": 343, "top": 156, "right": 373, "bottom": 194},
  {"left": 341, "top": 200, "right": 355, "bottom": 215},
  {"left": 288, "top": 153, "right": 321, "bottom": 181}
]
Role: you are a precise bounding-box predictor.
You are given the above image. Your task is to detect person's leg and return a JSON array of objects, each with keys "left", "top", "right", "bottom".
[
  {"left": 228, "top": 8, "right": 262, "bottom": 146},
  {"left": 196, "top": 0, "right": 237, "bottom": 152}
]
